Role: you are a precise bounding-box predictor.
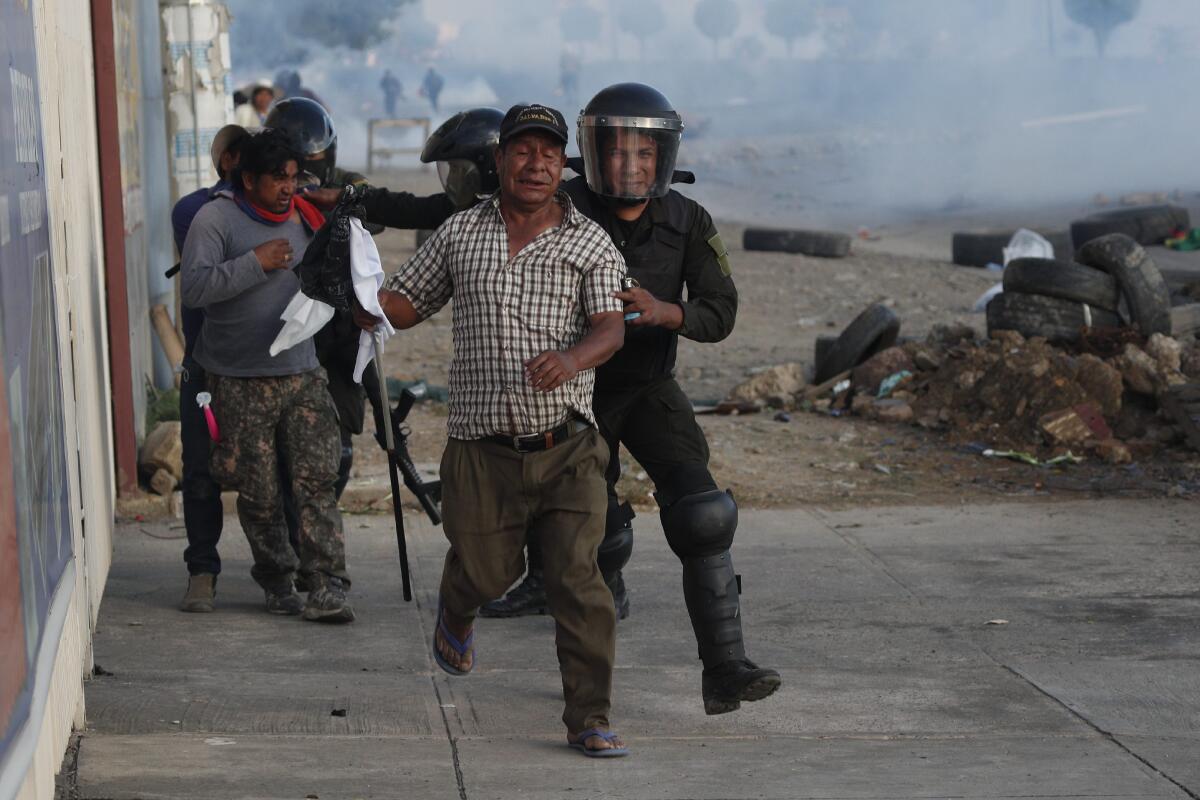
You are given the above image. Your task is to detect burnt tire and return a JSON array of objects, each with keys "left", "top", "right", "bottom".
[
  {"left": 744, "top": 227, "right": 851, "bottom": 258},
  {"left": 1002, "top": 257, "right": 1120, "bottom": 312},
  {"left": 814, "top": 335, "right": 837, "bottom": 369},
  {"left": 1069, "top": 205, "right": 1189, "bottom": 252},
  {"left": 951, "top": 229, "right": 1071, "bottom": 268},
  {"left": 986, "top": 291, "right": 1121, "bottom": 343},
  {"left": 814, "top": 304, "right": 900, "bottom": 384},
  {"left": 1076, "top": 234, "right": 1172, "bottom": 335}
]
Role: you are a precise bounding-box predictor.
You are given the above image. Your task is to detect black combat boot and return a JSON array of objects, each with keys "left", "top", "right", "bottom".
[
  {"left": 605, "top": 570, "right": 630, "bottom": 620},
  {"left": 479, "top": 570, "right": 549, "bottom": 617},
  {"left": 682, "top": 550, "right": 782, "bottom": 714},
  {"left": 701, "top": 659, "right": 782, "bottom": 715}
]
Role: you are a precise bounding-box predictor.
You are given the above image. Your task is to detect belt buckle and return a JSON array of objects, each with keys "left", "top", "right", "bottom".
[{"left": 511, "top": 434, "right": 525, "bottom": 451}]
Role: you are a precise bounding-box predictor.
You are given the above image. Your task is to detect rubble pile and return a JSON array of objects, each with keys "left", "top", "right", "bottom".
[{"left": 730, "top": 324, "right": 1200, "bottom": 463}]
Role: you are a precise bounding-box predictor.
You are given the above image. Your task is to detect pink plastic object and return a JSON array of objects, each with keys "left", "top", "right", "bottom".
[{"left": 196, "top": 392, "right": 220, "bottom": 442}]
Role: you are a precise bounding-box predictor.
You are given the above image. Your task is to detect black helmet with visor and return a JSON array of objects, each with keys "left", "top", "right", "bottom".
[
  {"left": 264, "top": 97, "right": 337, "bottom": 186},
  {"left": 577, "top": 82, "right": 683, "bottom": 201},
  {"left": 421, "top": 107, "right": 503, "bottom": 209}
]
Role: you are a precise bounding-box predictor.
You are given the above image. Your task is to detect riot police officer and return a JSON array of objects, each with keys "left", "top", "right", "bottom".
[
  {"left": 266, "top": 99, "right": 469, "bottom": 503},
  {"left": 482, "top": 83, "right": 781, "bottom": 715}
]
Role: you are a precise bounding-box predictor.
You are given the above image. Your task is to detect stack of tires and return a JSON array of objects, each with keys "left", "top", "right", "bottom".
[{"left": 989, "top": 233, "right": 1172, "bottom": 341}]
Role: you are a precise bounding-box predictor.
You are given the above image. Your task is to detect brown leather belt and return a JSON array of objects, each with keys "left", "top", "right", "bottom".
[{"left": 487, "top": 419, "right": 591, "bottom": 453}]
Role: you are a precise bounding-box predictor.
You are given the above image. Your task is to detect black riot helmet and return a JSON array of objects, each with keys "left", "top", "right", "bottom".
[
  {"left": 264, "top": 97, "right": 337, "bottom": 186},
  {"left": 577, "top": 82, "right": 683, "bottom": 201},
  {"left": 421, "top": 107, "right": 503, "bottom": 209}
]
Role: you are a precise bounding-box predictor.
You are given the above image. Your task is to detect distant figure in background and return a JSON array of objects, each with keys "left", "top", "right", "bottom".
[
  {"left": 380, "top": 69, "right": 404, "bottom": 117},
  {"left": 274, "top": 69, "right": 325, "bottom": 109},
  {"left": 235, "top": 81, "right": 275, "bottom": 128},
  {"left": 419, "top": 66, "right": 444, "bottom": 113}
]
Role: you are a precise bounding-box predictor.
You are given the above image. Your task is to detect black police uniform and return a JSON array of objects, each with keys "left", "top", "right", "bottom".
[
  {"left": 569, "top": 177, "right": 784, "bottom": 715},
  {"left": 565, "top": 176, "right": 735, "bottom": 505}
]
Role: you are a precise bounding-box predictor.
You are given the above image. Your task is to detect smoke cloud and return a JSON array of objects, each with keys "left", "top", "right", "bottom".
[{"left": 225, "top": 0, "right": 1199, "bottom": 226}]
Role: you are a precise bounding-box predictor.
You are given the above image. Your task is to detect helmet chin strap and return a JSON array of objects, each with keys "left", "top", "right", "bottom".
[{"left": 603, "top": 194, "right": 649, "bottom": 209}]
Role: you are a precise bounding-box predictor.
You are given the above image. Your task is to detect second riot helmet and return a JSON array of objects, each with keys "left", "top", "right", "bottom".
[
  {"left": 421, "top": 107, "right": 503, "bottom": 209},
  {"left": 264, "top": 97, "right": 337, "bottom": 186},
  {"left": 577, "top": 82, "right": 683, "bottom": 201}
]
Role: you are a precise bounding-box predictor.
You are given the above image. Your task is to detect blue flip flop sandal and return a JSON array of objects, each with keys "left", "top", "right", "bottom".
[
  {"left": 567, "top": 728, "right": 629, "bottom": 758},
  {"left": 432, "top": 600, "right": 475, "bottom": 676}
]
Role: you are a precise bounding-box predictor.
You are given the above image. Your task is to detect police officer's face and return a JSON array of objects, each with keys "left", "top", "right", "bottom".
[
  {"left": 243, "top": 159, "right": 298, "bottom": 213},
  {"left": 603, "top": 130, "right": 657, "bottom": 197},
  {"left": 496, "top": 132, "right": 564, "bottom": 209}
]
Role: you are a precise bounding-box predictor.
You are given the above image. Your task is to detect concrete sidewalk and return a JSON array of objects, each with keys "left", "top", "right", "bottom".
[{"left": 72, "top": 500, "right": 1199, "bottom": 799}]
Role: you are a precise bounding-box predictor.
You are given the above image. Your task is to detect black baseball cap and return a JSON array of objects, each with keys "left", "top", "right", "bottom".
[{"left": 499, "top": 103, "right": 568, "bottom": 146}]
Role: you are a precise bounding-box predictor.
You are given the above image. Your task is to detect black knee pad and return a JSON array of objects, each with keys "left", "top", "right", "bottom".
[{"left": 660, "top": 489, "right": 737, "bottom": 560}]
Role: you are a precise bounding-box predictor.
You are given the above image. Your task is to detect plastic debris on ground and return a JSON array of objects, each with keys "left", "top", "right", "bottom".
[
  {"left": 973, "top": 283, "right": 1004, "bottom": 311},
  {"left": 1002, "top": 228, "right": 1055, "bottom": 264},
  {"left": 982, "top": 449, "right": 1083, "bottom": 467},
  {"left": 877, "top": 370, "right": 913, "bottom": 399}
]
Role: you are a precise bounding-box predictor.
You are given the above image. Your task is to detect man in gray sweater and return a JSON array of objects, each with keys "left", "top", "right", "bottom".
[{"left": 181, "top": 129, "right": 353, "bottom": 623}]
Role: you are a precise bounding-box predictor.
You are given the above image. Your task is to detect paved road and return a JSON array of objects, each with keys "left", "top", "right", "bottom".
[{"left": 75, "top": 499, "right": 1199, "bottom": 799}]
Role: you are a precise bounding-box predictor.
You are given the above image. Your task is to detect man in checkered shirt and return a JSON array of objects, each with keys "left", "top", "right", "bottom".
[{"left": 361, "top": 104, "right": 631, "bottom": 757}]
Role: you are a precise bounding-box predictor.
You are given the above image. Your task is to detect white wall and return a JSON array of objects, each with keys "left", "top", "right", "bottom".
[{"left": 11, "top": 0, "right": 117, "bottom": 796}]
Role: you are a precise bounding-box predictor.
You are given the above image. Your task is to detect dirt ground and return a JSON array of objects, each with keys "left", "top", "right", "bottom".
[{"left": 344, "top": 169, "right": 1200, "bottom": 512}]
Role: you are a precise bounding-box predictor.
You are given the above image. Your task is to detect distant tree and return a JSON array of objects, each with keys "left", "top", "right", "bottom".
[
  {"left": 560, "top": 3, "right": 603, "bottom": 57},
  {"left": 615, "top": 0, "right": 666, "bottom": 60},
  {"left": 764, "top": 0, "right": 814, "bottom": 57},
  {"left": 693, "top": 0, "right": 740, "bottom": 59},
  {"left": 1062, "top": 0, "right": 1142, "bottom": 56},
  {"left": 228, "top": 0, "right": 414, "bottom": 68}
]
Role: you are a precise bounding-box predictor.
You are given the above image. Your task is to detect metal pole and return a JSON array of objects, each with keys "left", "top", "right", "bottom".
[{"left": 373, "top": 330, "right": 412, "bottom": 601}]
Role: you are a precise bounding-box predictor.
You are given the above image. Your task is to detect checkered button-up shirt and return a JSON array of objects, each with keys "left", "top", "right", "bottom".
[{"left": 383, "top": 191, "right": 626, "bottom": 440}]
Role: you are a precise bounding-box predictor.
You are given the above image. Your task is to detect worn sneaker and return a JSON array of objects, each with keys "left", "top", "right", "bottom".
[
  {"left": 606, "top": 571, "right": 631, "bottom": 621},
  {"left": 293, "top": 573, "right": 311, "bottom": 594},
  {"left": 265, "top": 587, "right": 305, "bottom": 616},
  {"left": 302, "top": 576, "right": 355, "bottom": 623},
  {"left": 181, "top": 574, "right": 217, "bottom": 613},
  {"left": 701, "top": 659, "right": 782, "bottom": 715},
  {"left": 479, "top": 570, "right": 548, "bottom": 618}
]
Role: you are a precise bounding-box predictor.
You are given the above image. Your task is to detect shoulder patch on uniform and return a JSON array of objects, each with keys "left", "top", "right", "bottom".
[{"left": 707, "top": 232, "right": 732, "bottom": 276}]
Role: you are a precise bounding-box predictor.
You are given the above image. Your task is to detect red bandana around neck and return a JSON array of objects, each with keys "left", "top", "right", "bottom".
[{"left": 236, "top": 193, "right": 326, "bottom": 232}]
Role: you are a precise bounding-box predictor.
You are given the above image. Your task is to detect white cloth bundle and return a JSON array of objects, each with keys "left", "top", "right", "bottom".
[{"left": 269, "top": 218, "right": 393, "bottom": 380}]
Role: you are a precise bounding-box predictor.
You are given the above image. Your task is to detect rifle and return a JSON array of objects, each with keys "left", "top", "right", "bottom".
[{"left": 383, "top": 385, "right": 442, "bottom": 526}]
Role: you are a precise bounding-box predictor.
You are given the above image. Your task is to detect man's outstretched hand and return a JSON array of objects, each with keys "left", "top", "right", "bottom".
[{"left": 525, "top": 350, "right": 579, "bottom": 393}]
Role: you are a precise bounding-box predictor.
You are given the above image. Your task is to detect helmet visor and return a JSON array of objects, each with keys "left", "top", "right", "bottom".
[
  {"left": 437, "top": 159, "right": 485, "bottom": 209},
  {"left": 578, "top": 122, "right": 681, "bottom": 200}
]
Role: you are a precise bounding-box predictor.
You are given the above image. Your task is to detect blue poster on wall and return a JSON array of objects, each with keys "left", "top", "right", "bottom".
[{"left": 0, "top": 0, "right": 75, "bottom": 759}]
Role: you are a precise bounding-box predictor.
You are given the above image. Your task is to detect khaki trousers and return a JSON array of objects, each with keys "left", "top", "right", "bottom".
[{"left": 438, "top": 428, "right": 616, "bottom": 733}]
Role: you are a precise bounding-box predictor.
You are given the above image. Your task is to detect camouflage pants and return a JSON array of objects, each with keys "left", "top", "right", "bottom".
[{"left": 208, "top": 368, "right": 348, "bottom": 592}]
